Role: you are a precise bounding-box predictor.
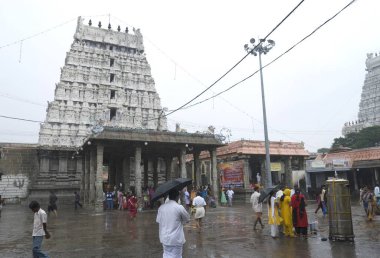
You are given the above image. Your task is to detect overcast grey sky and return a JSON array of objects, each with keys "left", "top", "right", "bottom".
[{"left": 0, "top": 0, "right": 379, "bottom": 152}]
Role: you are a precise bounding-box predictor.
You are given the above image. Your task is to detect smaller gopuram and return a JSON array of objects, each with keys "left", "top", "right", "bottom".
[
  {"left": 29, "top": 17, "right": 223, "bottom": 208},
  {"left": 342, "top": 52, "right": 380, "bottom": 135}
]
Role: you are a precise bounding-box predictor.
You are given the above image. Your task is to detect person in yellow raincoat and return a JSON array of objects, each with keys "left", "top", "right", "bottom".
[
  {"left": 268, "top": 190, "right": 282, "bottom": 238},
  {"left": 280, "top": 189, "right": 294, "bottom": 237}
]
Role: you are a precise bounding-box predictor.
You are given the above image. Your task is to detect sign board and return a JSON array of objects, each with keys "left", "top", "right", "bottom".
[
  {"left": 270, "top": 162, "right": 282, "bottom": 172},
  {"left": 219, "top": 160, "right": 244, "bottom": 188},
  {"left": 311, "top": 160, "right": 325, "bottom": 168}
]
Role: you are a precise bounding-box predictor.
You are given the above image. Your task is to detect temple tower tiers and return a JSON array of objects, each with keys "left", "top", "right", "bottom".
[
  {"left": 39, "top": 17, "right": 168, "bottom": 147},
  {"left": 342, "top": 52, "right": 380, "bottom": 136}
]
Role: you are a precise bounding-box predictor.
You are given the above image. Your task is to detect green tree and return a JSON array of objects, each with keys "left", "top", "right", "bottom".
[
  {"left": 331, "top": 126, "right": 380, "bottom": 149},
  {"left": 317, "top": 148, "right": 330, "bottom": 153}
]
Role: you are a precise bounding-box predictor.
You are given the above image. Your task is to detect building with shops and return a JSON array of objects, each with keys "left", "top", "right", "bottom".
[
  {"left": 188, "top": 140, "right": 309, "bottom": 202},
  {"left": 305, "top": 147, "right": 380, "bottom": 197},
  {"left": 342, "top": 52, "right": 380, "bottom": 135},
  {"left": 0, "top": 17, "right": 223, "bottom": 207}
]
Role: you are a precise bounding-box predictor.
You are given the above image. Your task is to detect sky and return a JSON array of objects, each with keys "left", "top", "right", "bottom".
[{"left": 0, "top": 0, "right": 379, "bottom": 152}]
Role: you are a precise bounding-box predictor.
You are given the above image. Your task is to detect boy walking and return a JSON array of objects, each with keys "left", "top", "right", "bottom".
[{"left": 29, "top": 201, "right": 50, "bottom": 258}]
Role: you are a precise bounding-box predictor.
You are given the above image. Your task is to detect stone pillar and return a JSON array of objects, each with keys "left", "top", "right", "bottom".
[
  {"left": 243, "top": 159, "right": 250, "bottom": 189},
  {"left": 77, "top": 155, "right": 84, "bottom": 200},
  {"left": 210, "top": 148, "right": 219, "bottom": 205},
  {"left": 284, "top": 157, "right": 293, "bottom": 188},
  {"left": 193, "top": 150, "right": 201, "bottom": 187},
  {"left": 58, "top": 151, "right": 67, "bottom": 175},
  {"left": 299, "top": 157, "right": 305, "bottom": 170},
  {"left": 89, "top": 148, "right": 96, "bottom": 204},
  {"left": 123, "top": 156, "right": 130, "bottom": 192},
  {"left": 353, "top": 169, "right": 359, "bottom": 190},
  {"left": 143, "top": 158, "right": 149, "bottom": 187},
  {"left": 375, "top": 168, "right": 379, "bottom": 183},
  {"left": 165, "top": 156, "right": 172, "bottom": 181},
  {"left": 115, "top": 158, "right": 123, "bottom": 189},
  {"left": 135, "top": 146, "right": 142, "bottom": 203},
  {"left": 179, "top": 146, "right": 187, "bottom": 178},
  {"left": 153, "top": 157, "right": 159, "bottom": 189},
  {"left": 109, "top": 158, "right": 115, "bottom": 187},
  {"left": 39, "top": 151, "right": 49, "bottom": 173},
  {"left": 95, "top": 144, "right": 104, "bottom": 212},
  {"left": 84, "top": 151, "right": 90, "bottom": 204}
]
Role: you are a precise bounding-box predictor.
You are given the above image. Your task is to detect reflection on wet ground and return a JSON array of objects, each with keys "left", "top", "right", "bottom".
[{"left": 0, "top": 202, "right": 379, "bottom": 257}]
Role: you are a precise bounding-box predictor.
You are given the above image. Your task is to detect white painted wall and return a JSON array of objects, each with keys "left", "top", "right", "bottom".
[{"left": 0, "top": 174, "right": 29, "bottom": 202}]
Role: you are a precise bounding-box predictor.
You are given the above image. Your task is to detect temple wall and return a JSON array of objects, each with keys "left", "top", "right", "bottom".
[{"left": 0, "top": 144, "right": 38, "bottom": 203}]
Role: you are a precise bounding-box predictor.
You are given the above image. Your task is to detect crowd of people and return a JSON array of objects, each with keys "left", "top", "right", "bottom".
[
  {"left": 250, "top": 185, "right": 311, "bottom": 239},
  {"left": 12, "top": 180, "right": 380, "bottom": 258}
]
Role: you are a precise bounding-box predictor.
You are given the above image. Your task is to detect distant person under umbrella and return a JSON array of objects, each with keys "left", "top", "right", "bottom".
[{"left": 156, "top": 189, "right": 190, "bottom": 258}]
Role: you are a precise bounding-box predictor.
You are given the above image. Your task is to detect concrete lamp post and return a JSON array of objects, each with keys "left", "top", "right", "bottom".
[{"left": 244, "top": 38, "right": 275, "bottom": 187}]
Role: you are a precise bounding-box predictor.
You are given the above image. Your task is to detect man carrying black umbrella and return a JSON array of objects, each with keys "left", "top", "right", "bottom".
[{"left": 156, "top": 188, "right": 190, "bottom": 258}]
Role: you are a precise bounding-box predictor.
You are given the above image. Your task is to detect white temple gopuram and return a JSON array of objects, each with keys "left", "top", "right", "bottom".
[
  {"left": 342, "top": 52, "right": 380, "bottom": 135},
  {"left": 30, "top": 17, "right": 222, "bottom": 209},
  {"left": 39, "top": 17, "right": 167, "bottom": 148}
]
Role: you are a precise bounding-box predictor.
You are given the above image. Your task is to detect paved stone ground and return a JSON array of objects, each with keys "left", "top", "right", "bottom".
[{"left": 0, "top": 201, "right": 379, "bottom": 258}]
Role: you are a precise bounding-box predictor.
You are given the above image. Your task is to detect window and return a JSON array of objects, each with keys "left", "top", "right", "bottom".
[
  {"left": 109, "top": 45, "right": 113, "bottom": 51},
  {"left": 110, "top": 108, "right": 117, "bottom": 120},
  {"left": 110, "top": 90, "right": 116, "bottom": 99},
  {"left": 110, "top": 73, "right": 115, "bottom": 83},
  {"left": 110, "top": 58, "right": 114, "bottom": 67}
]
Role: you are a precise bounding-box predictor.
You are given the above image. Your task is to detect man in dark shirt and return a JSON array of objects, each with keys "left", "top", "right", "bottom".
[{"left": 74, "top": 191, "right": 83, "bottom": 210}]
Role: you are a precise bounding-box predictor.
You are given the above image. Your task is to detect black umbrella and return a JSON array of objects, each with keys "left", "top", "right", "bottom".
[
  {"left": 151, "top": 178, "right": 192, "bottom": 203},
  {"left": 258, "top": 185, "right": 280, "bottom": 203}
]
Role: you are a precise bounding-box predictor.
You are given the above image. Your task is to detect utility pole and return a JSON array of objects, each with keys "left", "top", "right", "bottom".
[{"left": 244, "top": 38, "right": 275, "bottom": 187}]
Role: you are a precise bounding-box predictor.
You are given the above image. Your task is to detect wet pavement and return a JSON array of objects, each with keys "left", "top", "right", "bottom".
[{"left": 0, "top": 201, "right": 379, "bottom": 258}]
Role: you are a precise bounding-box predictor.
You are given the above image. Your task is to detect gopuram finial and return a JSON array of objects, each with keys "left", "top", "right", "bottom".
[
  {"left": 125, "top": 27, "right": 129, "bottom": 33},
  {"left": 98, "top": 21, "right": 102, "bottom": 28},
  {"left": 117, "top": 25, "right": 121, "bottom": 32},
  {"left": 88, "top": 19, "right": 92, "bottom": 26},
  {"left": 108, "top": 23, "right": 111, "bottom": 30}
]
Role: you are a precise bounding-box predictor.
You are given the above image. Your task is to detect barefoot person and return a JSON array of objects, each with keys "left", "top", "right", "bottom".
[
  {"left": 29, "top": 200, "right": 50, "bottom": 258},
  {"left": 250, "top": 186, "right": 264, "bottom": 230},
  {"left": 192, "top": 192, "right": 207, "bottom": 229}
]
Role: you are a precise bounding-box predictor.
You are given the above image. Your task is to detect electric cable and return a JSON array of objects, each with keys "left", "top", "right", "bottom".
[
  {"left": 0, "top": 18, "right": 77, "bottom": 50},
  {"left": 0, "top": 115, "right": 43, "bottom": 123},
  {"left": 181, "top": 0, "right": 357, "bottom": 110},
  {"left": 163, "top": 0, "right": 306, "bottom": 117}
]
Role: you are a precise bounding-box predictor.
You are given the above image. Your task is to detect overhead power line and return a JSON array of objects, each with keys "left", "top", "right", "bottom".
[
  {"left": 163, "top": 0, "right": 305, "bottom": 118},
  {"left": 0, "top": 18, "right": 77, "bottom": 50},
  {"left": 182, "top": 0, "right": 357, "bottom": 110},
  {"left": 0, "top": 115, "right": 43, "bottom": 123}
]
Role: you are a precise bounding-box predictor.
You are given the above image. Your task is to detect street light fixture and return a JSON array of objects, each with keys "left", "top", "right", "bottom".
[{"left": 244, "top": 38, "right": 275, "bottom": 187}]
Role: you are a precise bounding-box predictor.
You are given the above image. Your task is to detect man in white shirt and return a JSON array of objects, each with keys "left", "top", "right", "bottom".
[
  {"left": 156, "top": 189, "right": 190, "bottom": 258},
  {"left": 226, "top": 187, "right": 234, "bottom": 207},
  {"left": 375, "top": 183, "right": 380, "bottom": 205},
  {"left": 192, "top": 192, "right": 207, "bottom": 229},
  {"left": 250, "top": 186, "right": 264, "bottom": 230},
  {"left": 29, "top": 200, "right": 50, "bottom": 258}
]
